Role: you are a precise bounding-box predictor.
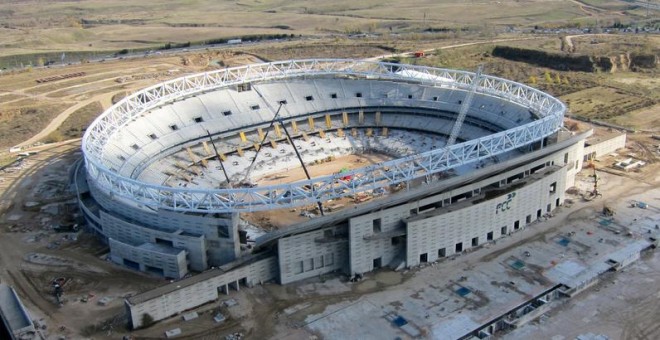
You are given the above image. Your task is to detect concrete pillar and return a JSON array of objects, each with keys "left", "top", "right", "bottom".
[
  {"left": 235, "top": 280, "right": 240, "bottom": 291},
  {"left": 224, "top": 284, "right": 229, "bottom": 295}
]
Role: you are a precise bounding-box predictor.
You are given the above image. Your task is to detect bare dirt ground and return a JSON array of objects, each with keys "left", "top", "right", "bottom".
[
  {"left": 244, "top": 152, "right": 393, "bottom": 229},
  {"left": 0, "top": 142, "right": 163, "bottom": 339},
  {"left": 255, "top": 153, "right": 393, "bottom": 186}
]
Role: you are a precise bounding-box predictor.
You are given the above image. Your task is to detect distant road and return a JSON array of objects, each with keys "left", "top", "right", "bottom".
[
  {"left": 15, "top": 36, "right": 536, "bottom": 153},
  {"left": 365, "top": 37, "right": 536, "bottom": 62}
]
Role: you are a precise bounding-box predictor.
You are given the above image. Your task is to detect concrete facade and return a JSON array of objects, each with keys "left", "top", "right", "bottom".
[
  {"left": 76, "top": 178, "right": 241, "bottom": 278},
  {"left": 583, "top": 133, "right": 627, "bottom": 161},
  {"left": 0, "top": 284, "right": 35, "bottom": 339},
  {"left": 109, "top": 238, "right": 188, "bottom": 279},
  {"left": 120, "top": 133, "right": 597, "bottom": 328},
  {"left": 405, "top": 166, "right": 566, "bottom": 267},
  {"left": 126, "top": 255, "right": 278, "bottom": 328},
  {"left": 346, "top": 140, "right": 580, "bottom": 275},
  {"left": 278, "top": 225, "right": 349, "bottom": 284}
]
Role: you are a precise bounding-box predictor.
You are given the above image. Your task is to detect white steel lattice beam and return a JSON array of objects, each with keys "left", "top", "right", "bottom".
[{"left": 82, "top": 59, "right": 566, "bottom": 213}]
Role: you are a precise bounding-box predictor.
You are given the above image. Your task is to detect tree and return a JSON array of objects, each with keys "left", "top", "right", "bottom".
[
  {"left": 544, "top": 71, "right": 553, "bottom": 84},
  {"left": 528, "top": 75, "right": 537, "bottom": 85}
]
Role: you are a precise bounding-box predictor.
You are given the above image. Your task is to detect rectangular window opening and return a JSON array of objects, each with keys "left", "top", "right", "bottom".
[
  {"left": 324, "top": 253, "right": 334, "bottom": 266},
  {"left": 305, "top": 95, "right": 314, "bottom": 101},
  {"left": 324, "top": 229, "right": 333, "bottom": 239},
  {"left": 250, "top": 104, "right": 260, "bottom": 110},
  {"left": 455, "top": 242, "right": 463, "bottom": 252},
  {"left": 169, "top": 124, "right": 179, "bottom": 131},
  {"left": 278, "top": 99, "right": 288, "bottom": 105},
  {"left": 293, "top": 261, "right": 303, "bottom": 274},
  {"left": 148, "top": 133, "right": 157, "bottom": 140},
  {"left": 514, "top": 220, "right": 520, "bottom": 230},
  {"left": 372, "top": 218, "right": 382, "bottom": 233},
  {"left": 131, "top": 144, "right": 139, "bottom": 150},
  {"left": 438, "top": 248, "right": 446, "bottom": 258},
  {"left": 193, "top": 116, "right": 203, "bottom": 123},
  {"left": 222, "top": 110, "right": 232, "bottom": 116},
  {"left": 355, "top": 92, "right": 362, "bottom": 98},
  {"left": 487, "top": 231, "right": 494, "bottom": 241},
  {"left": 419, "top": 253, "right": 428, "bottom": 263},
  {"left": 237, "top": 83, "right": 251, "bottom": 92},
  {"left": 472, "top": 237, "right": 479, "bottom": 247},
  {"left": 155, "top": 238, "right": 174, "bottom": 247},
  {"left": 501, "top": 226, "right": 508, "bottom": 235},
  {"left": 330, "top": 93, "right": 338, "bottom": 99}
]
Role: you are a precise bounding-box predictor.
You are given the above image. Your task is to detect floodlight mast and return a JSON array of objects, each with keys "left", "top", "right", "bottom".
[{"left": 446, "top": 64, "right": 483, "bottom": 147}]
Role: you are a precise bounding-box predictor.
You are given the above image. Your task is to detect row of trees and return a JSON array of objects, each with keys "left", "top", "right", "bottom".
[{"left": 528, "top": 71, "right": 570, "bottom": 86}]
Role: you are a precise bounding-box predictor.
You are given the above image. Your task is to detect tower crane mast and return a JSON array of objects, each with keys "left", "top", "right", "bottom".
[{"left": 446, "top": 64, "right": 483, "bottom": 147}]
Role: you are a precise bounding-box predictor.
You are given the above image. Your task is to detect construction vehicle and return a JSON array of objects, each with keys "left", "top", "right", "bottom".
[{"left": 582, "top": 161, "right": 602, "bottom": 201}]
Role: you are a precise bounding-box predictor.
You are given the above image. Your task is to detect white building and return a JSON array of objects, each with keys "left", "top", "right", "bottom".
[{"left": 72, "top": 60, "right": 622, "bottom": 328}]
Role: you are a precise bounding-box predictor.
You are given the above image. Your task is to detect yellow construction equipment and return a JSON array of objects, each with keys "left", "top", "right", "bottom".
[
  {"left": 582, "top": 161, "right": 602, "bottom": 201},
  {"left": 308, "top": 116, "right": 315, "bottom": 131},
  {"left": 274, "top": 124, "right": 282, "bottom": 138},
  {"left": 202, "top": 141, "right": 212, "bottom": 156},
  {"left": 186, "top": 147, "right": 198, "bottom": 164}
]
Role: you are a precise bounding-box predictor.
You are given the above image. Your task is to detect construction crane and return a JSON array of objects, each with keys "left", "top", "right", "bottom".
[
  {"left": 241, "top": 102, "right": 284, "bottom": 186},
  {"left": 583, "top": 160, "right": 602, "bottom": 201},
  {"left": 206, "top": 130, "right": 232, "bottom": 188},
  {"left": 251, "top": 85, "right": 325, "bottom": 216},
  {"left": 446, "top": 64, "right": 483, "bottom": 147}
]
